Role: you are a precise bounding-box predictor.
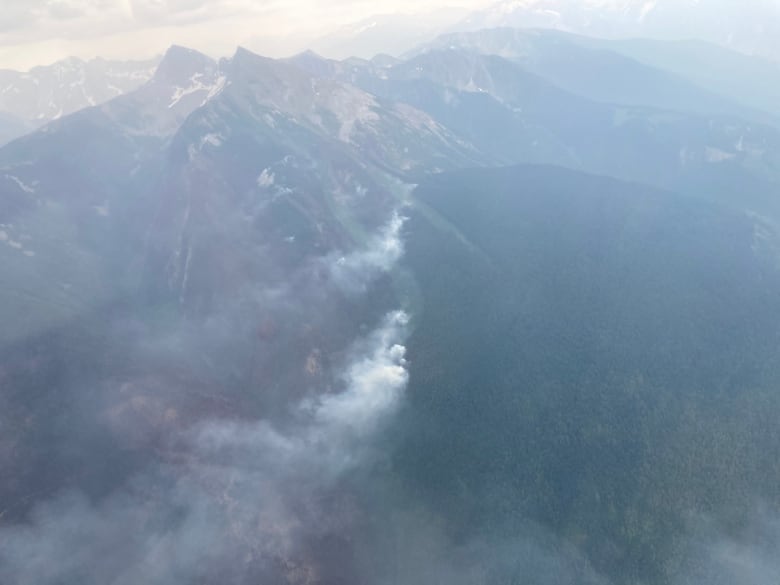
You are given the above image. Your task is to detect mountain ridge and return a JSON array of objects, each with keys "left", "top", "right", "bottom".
[{"left": 0, "top": 54, "right": 161, "bottom": 146}]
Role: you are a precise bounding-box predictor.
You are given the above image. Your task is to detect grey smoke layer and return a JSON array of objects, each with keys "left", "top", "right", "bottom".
[{"left": 0, "top": 212, "right": 410, "bottom": 584}]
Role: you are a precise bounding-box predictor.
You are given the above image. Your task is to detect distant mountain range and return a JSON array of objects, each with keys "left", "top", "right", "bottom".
[
  {"left": 414, "top": 27, "right": 780, "bottom": 121},
  {"left": 305, "top": 0, "right": 780, "bottom": 64},
  {"left": 290, "top": 29, "right": 780, "bottom": 213},
  {"left": 0, "top": 55, "right": 160, "bottom": 146},
  {"left": 457, "top": 0, "right": 780, "bottom": 62}
]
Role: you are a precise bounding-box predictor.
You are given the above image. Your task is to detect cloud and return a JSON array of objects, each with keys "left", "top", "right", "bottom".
[
  {"left": 0, "top": 0, "right": 264, "bottom": 46},
  {"left": 44, "top": 1, "right": 85, "bottom": 20},
  {"left": 0, "top": 0, "right": 127, "bottom": 38},
  {"left": 0, "top": 0, "right": 45, "bottom": 32},
  {"left": 0, "top": 0, "right": 492, "bottom": 69},
  {"left": 128, "top": 0, "right": 255, "bottom": 25}
]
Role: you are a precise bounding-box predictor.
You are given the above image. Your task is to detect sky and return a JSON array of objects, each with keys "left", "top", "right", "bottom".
[{"left": 0, "top": 0, "right": 493, "bottom": 70}]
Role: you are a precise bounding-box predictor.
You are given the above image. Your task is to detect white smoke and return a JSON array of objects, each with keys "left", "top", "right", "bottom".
[
  {"left": 194, "top": 308, "right": 410, "bottom": 480},
  {"left": 0, "top": 208, "right": 412, "bottom": 584},
  {"left": 313, "top": 309, "right": 409, "bottom": 437},
  {"left": 327, "top": 211, "right": 406, "bottom": 293}
]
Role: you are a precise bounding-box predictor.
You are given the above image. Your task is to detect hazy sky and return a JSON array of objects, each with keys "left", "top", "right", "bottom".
[{"left": 0, "top": 0, "right": 493, "bottom": 70}]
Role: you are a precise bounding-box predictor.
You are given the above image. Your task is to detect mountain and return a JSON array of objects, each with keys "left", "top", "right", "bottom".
[
  {"left": 0, "top": 35, "right": 474, "bottom": 510},
  {"left": 395, "top": 163, "right": 780, "bottom": 585},
  {"left": 4, "top": 33, "right": 780, "bottom": 585},
  {"left": 0, "top": 54, "right": 160, "bottom": 146},
  {"left": 290, "top": 46, "right": 780, "bottom": 221},
  {"left": 0, "top": 41, "right": 489, "bottom": 584},
  {"left": 563, "top": 35, "right": 780, "bottom": 119},
  {"left": 457, "top": 0, "right": 780, "bottom": 62},
  {"left": 0, "top": 43, "right": 475, "bottom": 346},
  {"left": 0, "top": 112, "right": 33, "bottom": 146},
  {"left": 421, "top": 27, "right": 780, "bottom": 121},
  {"left": 413, "top": 28, "right": 780, "bottom": 125}
]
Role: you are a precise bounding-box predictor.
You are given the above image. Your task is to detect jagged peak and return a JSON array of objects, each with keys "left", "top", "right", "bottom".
[
  {"left": 293, "top": 49, "right": 326, "bottom": 60},
  {"left": 284, "top": 50, "right": 345, "bottom": 79},
  {"left": 25, "top": 56, "right": 86, "bottom": 75},
  {"left": 154, "top": 45, "right": 216, "bottom": 83},
  {"left": 232, "top": 46, "right": 266, "bottom": 63},
  {"left": 370, "top": 53, "right": 401, "bottom": 68},
  {"left": 228, "top": 46, "right": 311, "bottom": 86}
]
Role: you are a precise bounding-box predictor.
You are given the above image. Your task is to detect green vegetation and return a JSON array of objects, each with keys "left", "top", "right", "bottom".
[{"left": 394, "top": 165, "right": 780, "bottom": 584}]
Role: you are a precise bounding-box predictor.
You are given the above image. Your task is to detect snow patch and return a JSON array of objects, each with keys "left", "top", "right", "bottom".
[
  {"left": 202, "top": 75, "right": 227, "bottom": 106},
  {"left": 169, "top": 73, "right": 226, "bottom": 109},
  {"left": 262, "top": 112, "right": 276, "bottom": 128},
  {"left": 257, "top": 168, "right": 275, "bottom": 187},
  {"left": 200, "top": 133, "right": 223, "bottom": 148},
  {"left": 5, "top": 175, "right": 35, "bottom": 193},
  {"left": 705, "top": 146, "right": 736, "bottom": 163},
  {"left": 188, "top": 132, "right": 225, "bottom": 159},
  {"left": 464, "top": 78, "right": 487, "bottom": 93},
  {"left": 179, "top": 245, "right": 193, "bottom": 305}
]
